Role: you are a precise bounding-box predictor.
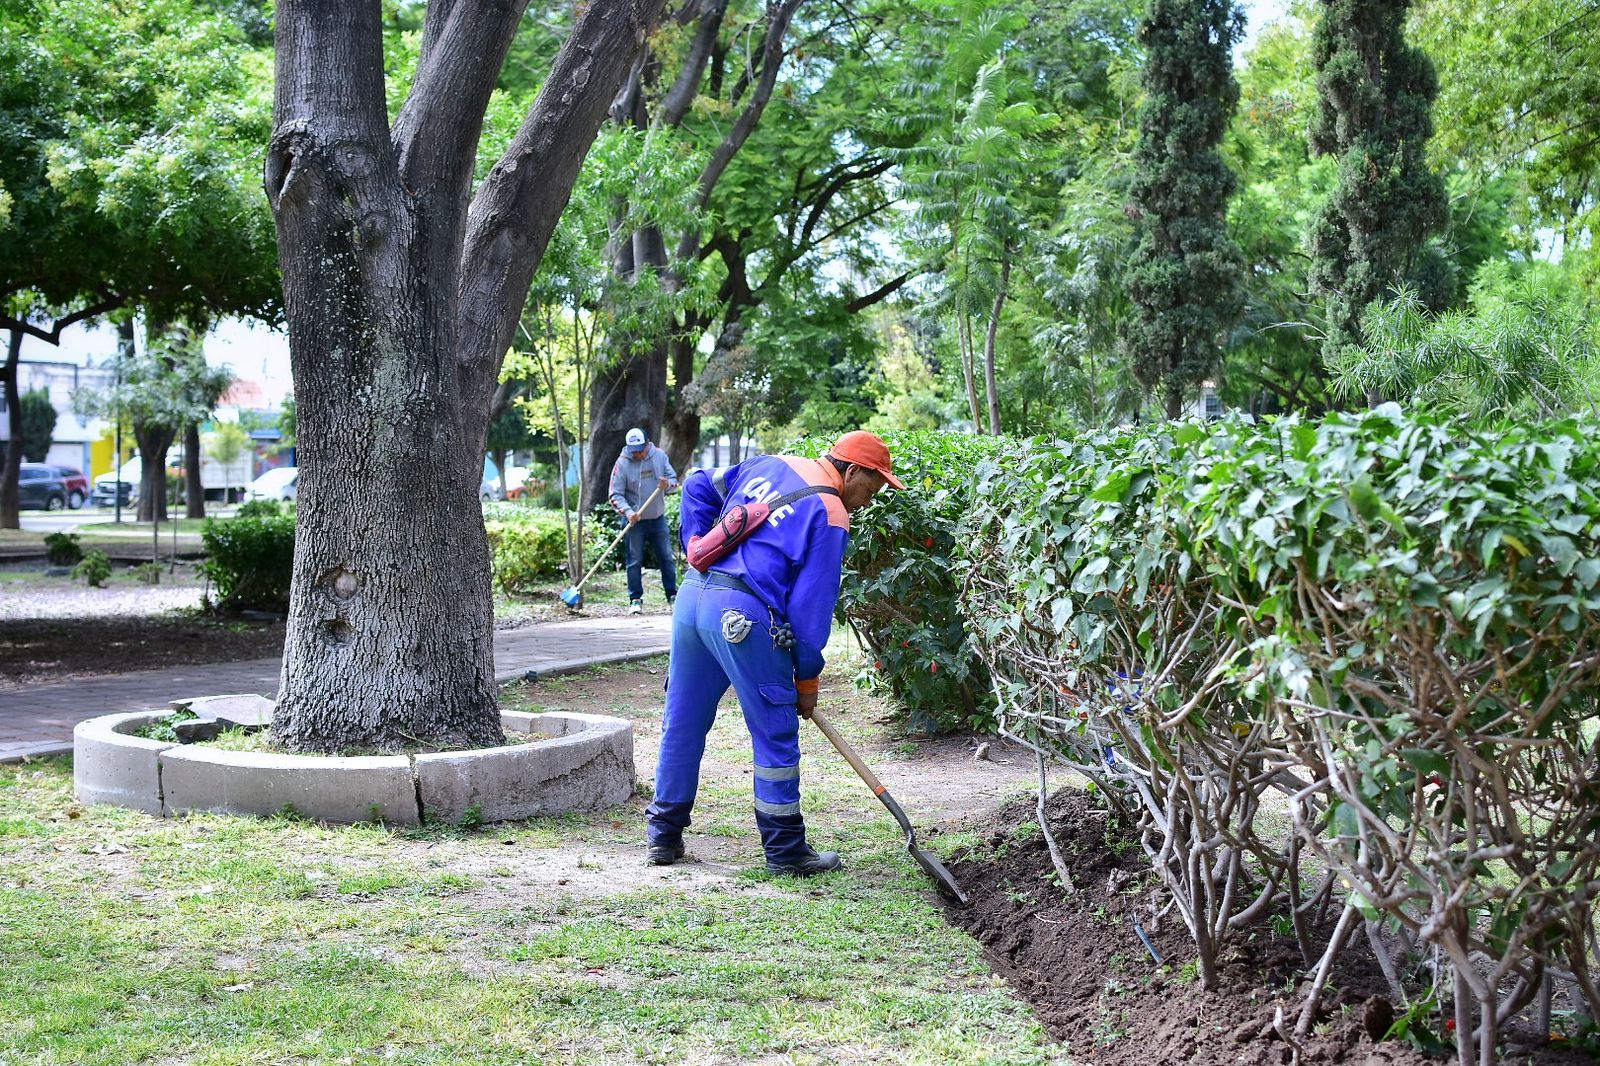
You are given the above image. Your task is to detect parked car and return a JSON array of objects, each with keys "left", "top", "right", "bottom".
[
  {"left": 17, "top": 463, "right": 68, "bottom": 511},
  {"left": 93, "top": 458, "right": 139, "bottom": 508},
  {"left": 246, "top": 466, "right": 298, "bottom": 502},
  {"left": 47, "top": 465, "right": 90, "bottom": 509}
]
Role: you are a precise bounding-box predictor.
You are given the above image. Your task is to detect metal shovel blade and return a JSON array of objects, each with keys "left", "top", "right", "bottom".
[
  {"left": 880, "top": 790, "right": 970, "bottom": 906},
  {"left": 808, "top": 707, "right": 970, "bottom": 905}
]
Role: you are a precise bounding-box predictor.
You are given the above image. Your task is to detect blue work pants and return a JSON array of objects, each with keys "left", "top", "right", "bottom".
[
  {"left": 624, "top": 515, "right": 679, "bottom": 603},
  {"left": 646, "top": 578, "right": 810, "bottom": 863}
]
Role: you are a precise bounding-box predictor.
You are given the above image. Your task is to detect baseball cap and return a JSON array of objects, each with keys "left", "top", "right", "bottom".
[
  {"left": 829, "top": 430, "right": 905, "bottom": 490},
  {"left": 625, "top": 428, "right": 647, "bottom": 448}
]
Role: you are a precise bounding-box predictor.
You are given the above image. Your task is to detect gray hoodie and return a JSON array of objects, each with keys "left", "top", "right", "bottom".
[{"left": 608, "top": 443, "right": 678, "bottom": 520}]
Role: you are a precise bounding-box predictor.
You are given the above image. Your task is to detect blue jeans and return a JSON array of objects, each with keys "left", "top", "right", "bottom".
[
  {"left": 646, "top": 578, "right": 809, "bottom": 863},
  {"left": 624, "top": 515, "right": 679, "bottom": 603}
]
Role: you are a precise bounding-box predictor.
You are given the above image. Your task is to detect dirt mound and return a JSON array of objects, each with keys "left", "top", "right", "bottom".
[{"left": 943, "top": 788, "right": 1592, "bottom": 1065}]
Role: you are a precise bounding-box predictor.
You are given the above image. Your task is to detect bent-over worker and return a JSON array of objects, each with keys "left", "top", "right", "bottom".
[{"left": 646, "top": 430, "right": 903, "bottom": 875}]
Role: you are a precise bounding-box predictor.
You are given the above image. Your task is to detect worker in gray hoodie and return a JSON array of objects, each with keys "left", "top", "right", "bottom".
[{"left": 609, "top": 427, "right": 680, "bottom": 613}]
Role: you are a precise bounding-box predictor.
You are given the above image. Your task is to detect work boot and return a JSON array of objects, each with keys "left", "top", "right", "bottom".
[
  {"left": 765, "top": 845, "right": 842, "bottom": 878},
  {"left": 647, "top": 840, "right": 686, "bottom": 866},
  {"left": 628, "top": 599, "right": 643, "bottom": 615}
]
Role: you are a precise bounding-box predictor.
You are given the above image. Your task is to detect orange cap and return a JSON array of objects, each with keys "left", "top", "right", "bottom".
[{"left": 829, "top": 431, "right": 905, "bottom": 490}]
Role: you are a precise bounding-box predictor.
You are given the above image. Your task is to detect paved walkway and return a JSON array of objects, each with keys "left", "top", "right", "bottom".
[{"left": 0, "top": 616, "right": 673, "bottom": 763}]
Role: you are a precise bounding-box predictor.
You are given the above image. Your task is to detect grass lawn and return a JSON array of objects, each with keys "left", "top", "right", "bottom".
[{"left": 0, "top": 657, "right": 1059, "bottom": 1065}]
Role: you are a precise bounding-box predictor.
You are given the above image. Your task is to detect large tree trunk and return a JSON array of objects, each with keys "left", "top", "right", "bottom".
[
  {"left": 134, "top": 424, "right": 175, "bottom": 523},
  {"left": 266, "top": 0, "right": 664, "bottom": 753},
  {"left": 184, "top": 422, "right": 205, "bottom": 518},
  {"left": 1, "top": 330, "right": 21, "bottom": 529}
]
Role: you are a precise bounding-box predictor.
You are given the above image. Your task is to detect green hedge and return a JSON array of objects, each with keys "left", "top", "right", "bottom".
[
  {"left": 201, "top": 514, "right": 295, "bottom": 612},
  {"left": 485, "top": 512, "right": 571, "bottom": 590},
  {"left": 796, "top": 431, "right": 1005, "bottom": 733},
  {"left": 961, "top": 407, "right": 1600, "bottom": 1054}
]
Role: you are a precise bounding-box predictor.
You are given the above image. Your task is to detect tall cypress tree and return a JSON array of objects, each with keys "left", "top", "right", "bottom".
[
  {"left": 1122, "top": 0, "right": 1246, "bottom": 419},
  {"left": 1308, "top": 0, "right": 1445, "bottom": 358}
]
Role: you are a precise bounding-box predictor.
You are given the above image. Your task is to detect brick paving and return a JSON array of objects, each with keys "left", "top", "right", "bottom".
[{"left": 0, "top": 616, "right": 672, "bottom": 762}]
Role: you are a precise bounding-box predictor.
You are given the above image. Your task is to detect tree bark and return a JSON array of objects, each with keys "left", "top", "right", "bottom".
[
  {"left": 266, "top": 0, "right": 664, "bottom": 753},
  {"left": 1, "top": 330, "right": 22, "bottom": 529},
  {"left": 184, "top": 422, "right": 205, "bottom": 518},
  {"left": 133, "top": 424, "right": 175, "bottom": 523}
]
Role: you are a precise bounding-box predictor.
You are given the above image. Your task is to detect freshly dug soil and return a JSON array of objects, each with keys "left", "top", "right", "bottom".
[
  {"left": 944, "top": 789, "right": 1594, "bottom": 1065},
  {"left": 0, "top": 616, "right": 285, "bottom": 688}
]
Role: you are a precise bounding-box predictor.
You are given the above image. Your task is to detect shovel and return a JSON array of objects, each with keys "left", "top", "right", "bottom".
[
  {"left": 559, "top": 483, "right": 665, "bottom": 610},
  {"left": 808, "top": 706, "right": 970, "bottom": 905}
]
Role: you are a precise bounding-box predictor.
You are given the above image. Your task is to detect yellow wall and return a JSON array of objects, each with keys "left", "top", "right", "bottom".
[{"left": 90, "top": 436, "right": 115, "bottom": 480}]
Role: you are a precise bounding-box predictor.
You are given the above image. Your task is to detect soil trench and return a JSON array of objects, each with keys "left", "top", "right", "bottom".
[{"left": 943, "top": 789, "right": 1595, "bottom": 1066}]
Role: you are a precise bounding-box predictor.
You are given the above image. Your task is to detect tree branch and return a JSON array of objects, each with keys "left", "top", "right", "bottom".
[
  {"left": 456, "top": 0, "right": 670, "bottom": 447},
  {"left": 797, "top": 156, "right": 892, "bottom": 250},
  {"left": 674, "top": 0, "right": 804, "bottom": 262},
  {"left": 658, "top": 0, "right": 730, "bottom": 128},
  {"left": 0, "top": 297, "right": 125, "bottom": 346},
  {"left": 843, "top": 271, "right": 915, "bottom": 313},
  {"left": 393, "top": 0, "right": 530, "bottom": 213}
]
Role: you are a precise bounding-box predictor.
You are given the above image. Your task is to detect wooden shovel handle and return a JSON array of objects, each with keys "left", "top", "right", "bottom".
[{"left": 808, "top": 706, "right": 887, "bottom": 796}]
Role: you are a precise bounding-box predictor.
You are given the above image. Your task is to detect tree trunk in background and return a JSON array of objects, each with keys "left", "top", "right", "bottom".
[
  {"left": 1, "top": 330, "right": 22, "bottom": 529},
  {"left": 184, "top": 422, "right": 205, "bottom": 518},
  {"left": 958, "top": 312, "right": 983, "bottom": 431},
  {"left": 133, "top": 424, "right": 175, "bottom": 523},
  {"left": 586, "top": 218, "right": 670, "bottom": 508},
  {"left": 267, "top": 0, "right": 664, "bottom": 752},
  {"left": 982, "top": 253, "right": 1011, "bottom": 435},
  {"left": 586, "top": 337, "right": 667, "bottom": 507},
  {"left": 660, "top": 326, "right": 703, "bottom": 474}
]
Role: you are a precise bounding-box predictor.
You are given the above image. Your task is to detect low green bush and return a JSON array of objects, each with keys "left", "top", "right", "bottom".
[
  {"left": 961, "top": 407, "right": 1600, "bottom": 1057},
  {"left": 236, "top": 498, "right": 283, "bottom": 519},
  {"left": 796, "top": 431, "right": 1005, "bottom": 733},
  {"left": 201, "top": 514, "right": 295, "bottom": 612},
  {"left": 486, "top": 513, "right": 571, "bottom": 590},
  {"left": 42, "top": 531, "right": 82, "bottom": 567},
  {"left": 72, "top": 549, "right": 110, "bottom": 587}
]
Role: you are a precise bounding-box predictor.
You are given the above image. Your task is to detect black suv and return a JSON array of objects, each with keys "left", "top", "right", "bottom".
[{"left": 17, "top": 463, "right": 68, "bottom": 511}]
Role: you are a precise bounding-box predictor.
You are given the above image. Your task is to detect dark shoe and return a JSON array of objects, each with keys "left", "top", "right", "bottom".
[
  {"left": 765, "top": 847, "right": 842, "bottom": 877},
  {"left": 648, "top": 841, "right": 685, "bottom": 866}
]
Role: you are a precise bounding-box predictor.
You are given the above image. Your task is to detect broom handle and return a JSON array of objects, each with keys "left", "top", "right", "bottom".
[{"left": 574, "top": 483, "right": 664, "bottom": 592}]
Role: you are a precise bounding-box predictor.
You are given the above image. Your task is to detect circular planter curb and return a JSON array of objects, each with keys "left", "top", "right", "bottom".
[{"left": 73, "top": 702, "right": 636, "bottom": 826}]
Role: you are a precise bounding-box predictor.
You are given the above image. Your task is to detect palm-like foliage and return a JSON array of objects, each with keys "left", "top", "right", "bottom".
[
  {"left": 1331, "top": 281, "right": 1600, "bottom": 418},
  {"left": 898, "top": 40, "right": 1057, "bottom": 433}
]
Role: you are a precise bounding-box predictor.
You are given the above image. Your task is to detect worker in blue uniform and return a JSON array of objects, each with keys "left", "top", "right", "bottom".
[{"left": 646, "top": 431, "right": 904, "bottom": 875}]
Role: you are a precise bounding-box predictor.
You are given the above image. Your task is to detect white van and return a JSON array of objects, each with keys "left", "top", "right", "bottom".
[{"left": 246, "top": 466, "right": 298, "bottom": 502}]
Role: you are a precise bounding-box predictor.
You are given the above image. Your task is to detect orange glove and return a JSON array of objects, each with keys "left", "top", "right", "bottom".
[{"left": 795, "top": 677, "right": 819, "bottom": 719}]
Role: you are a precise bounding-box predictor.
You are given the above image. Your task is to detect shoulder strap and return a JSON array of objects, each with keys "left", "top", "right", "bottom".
[
  {"left": 707, "top": 480, "right": 838, "bottom": 526},
  {"left": 769, "top": 483, "right": 840, "bottom": 508}
]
